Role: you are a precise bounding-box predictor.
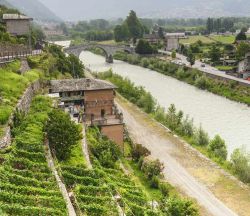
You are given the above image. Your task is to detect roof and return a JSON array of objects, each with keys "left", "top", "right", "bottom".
[
  {"left": 165, "top": 33, "right": 185, "bottom": 38},
  {"left": 50, "top": 78, "right": 117, "bottom": 93},
  {"left": 143, "top": 34, "right": 160, "bottom": 39},
  {"left": 3, "top": 14, "right": 33, "bottom": 21}
]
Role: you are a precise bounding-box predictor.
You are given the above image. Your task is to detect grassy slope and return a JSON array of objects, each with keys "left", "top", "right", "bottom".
[{"left": 0, "top": 61, "right": 40, "bottom": 126}]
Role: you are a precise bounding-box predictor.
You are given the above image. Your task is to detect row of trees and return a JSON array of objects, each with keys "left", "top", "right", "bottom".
[{"left": 206, "top": 17, "right": 235, "bottom": 34}]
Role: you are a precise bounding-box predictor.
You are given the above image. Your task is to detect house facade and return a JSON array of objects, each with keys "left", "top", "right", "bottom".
[
  {"left": 3, "top": 14, "right": 33, "bottom": 36},
  {"left": 49, "top": 78, "right": 124, "bottom": 147}
]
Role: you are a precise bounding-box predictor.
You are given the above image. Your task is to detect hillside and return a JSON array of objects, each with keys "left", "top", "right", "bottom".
[{"left": 0, "top": 0, "right": 61, "bottom": 22}]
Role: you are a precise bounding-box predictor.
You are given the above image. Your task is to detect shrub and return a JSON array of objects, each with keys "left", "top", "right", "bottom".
[
  {"left": 195, "top": 75, "right": 210, "bottom": 90},
  {"left": 159, "top": 182, "right": 171, "bottom": 197},
  {"left": 194, "top": 125, "right": 209, "bottom": 146},
  {"left": 150, "top": 176, "right": 160, "bottom": 189},
  {"left": 231, "top": 148, "right": 250, "bottom": 183},
  {"left": 162, "top": 197, "right": 199, "bottom": 216},
  {"left": 131, "top": 144, "right": 151, "bottom": 162},
  {"left": 208, "top": 135, "right": 227, "bottom": 160},
  {"left": 88, "top": 127, "right": 121, "bottom": 168},
  {"left": 141, "top": 158, "right": 164, "bottom": 180}
]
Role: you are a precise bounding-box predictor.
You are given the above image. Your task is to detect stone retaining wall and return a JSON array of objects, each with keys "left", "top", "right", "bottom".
[{"left": 0, "top": 80, "right": 41, "bottom": 148}]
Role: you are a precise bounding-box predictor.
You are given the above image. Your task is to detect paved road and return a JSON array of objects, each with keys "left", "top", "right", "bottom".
[
  {"left": 159, "top": 50, "right": 250, "bottom": 86},
  {"left": 116, "top": 99, "right": 238, "bottom": 216}
]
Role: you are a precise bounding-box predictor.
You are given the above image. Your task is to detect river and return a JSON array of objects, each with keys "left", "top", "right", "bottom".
[{"left": 79, "top": 51, "right": 250, "bottom": 155}]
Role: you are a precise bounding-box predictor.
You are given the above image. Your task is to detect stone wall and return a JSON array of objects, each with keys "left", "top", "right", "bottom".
[{"left": 0, "top": 80, "right": 41, "bottom": 148}]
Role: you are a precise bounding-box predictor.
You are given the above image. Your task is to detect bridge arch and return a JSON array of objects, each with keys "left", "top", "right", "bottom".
[{"left": 65, "top": 43, "right": 134, "bottom": 63}]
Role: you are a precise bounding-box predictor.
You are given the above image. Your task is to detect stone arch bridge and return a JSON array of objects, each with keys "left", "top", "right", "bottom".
[{"left": 64, "top": 43, "right": 134, "bottom": 63}]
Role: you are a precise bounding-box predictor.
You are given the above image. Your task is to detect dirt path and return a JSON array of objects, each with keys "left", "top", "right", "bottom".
[{"left": 116, "top": 95, "right": 250, "bottom": 216}]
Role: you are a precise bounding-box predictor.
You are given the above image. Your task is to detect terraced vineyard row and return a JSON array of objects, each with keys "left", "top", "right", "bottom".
[
  {"left": 0, "top": 96, "right": 67, "bottom": 216},
  {"left": 61, "top": 164, "right": 161, "bottom": 216}
]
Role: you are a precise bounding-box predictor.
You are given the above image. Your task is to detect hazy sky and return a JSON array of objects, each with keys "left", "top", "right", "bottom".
[
  {"left": 38, "top": 0, "right": 250, "bottom": 21},
  {"left": 38, "top": 0, "right": 180, "bottom": 21}
]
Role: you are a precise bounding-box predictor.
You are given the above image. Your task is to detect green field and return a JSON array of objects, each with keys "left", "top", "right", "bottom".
[
  {"left": 210, "top": 35, "right": 235, "bottom": 44},
  {"left": 180, "top": 35, "right": 235, "bottom": 45},
  {"left": 180, "top": 36, "right": 214, "bottom": 44}
]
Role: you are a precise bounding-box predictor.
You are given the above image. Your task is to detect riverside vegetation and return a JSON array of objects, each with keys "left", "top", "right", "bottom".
[
  {"left": 96, "top": 70, "right": 250, "bottom": 184},
  {"left": 113, "top": 52, "right": 250, "bottom": 106}
]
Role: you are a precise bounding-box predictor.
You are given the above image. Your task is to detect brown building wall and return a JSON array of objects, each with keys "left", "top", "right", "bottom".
[
  {"left": 84, "top": 89, "right": 115, "bottom": 117},
  {"left": 101, "top": 124, "right": 124, "bottom": 147},
  {"left": 6, "top": 20, "right": 30, "bottom": 35}
]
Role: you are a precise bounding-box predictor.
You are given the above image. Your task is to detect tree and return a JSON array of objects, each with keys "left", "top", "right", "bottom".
[
  {"left": 209, "top": 45, "right": 221, "bottom": 63},
  {"left": 236, "top": 30, "right": 247, "bottom": 41},
  {"left": 135, "top": 39, "right": 154, "bottom": 54},
  {"left": 236, "top": 42, "right": 250, "bottom": 59},
  {"left": 131, "top": 144, "right": 151, "bottom": 161},
  {"left": 125, "top": 10, "right": 144, "bottom": 43},
  {"left": 67, "top": 54, "right": 85, "bottom": 78},
  {"left": 171, "top": 51, "right": 176, "bottom": 59},
  {"left": 194, "top": 125, "right": 209, "bottom": 146},
  {"left": 114, "top": 24, "right": 129, "bottom": 42},
  {"left": 206, "top": 18, "right": 214, "bottom": 34},
  {"left": 141, "top": 158, "right": 164, "bottom": 180},
  {"left": 46, "top": 109, "right": 82, "bottom": 160},
  {"left": 231, "top": 148, "right": 250, "bottom": 183},
  {"left": 158, "top": 27, "right": 165, "bottom": 39},
  {"left": 208, "top": 135, "right": 227, "bottom": 160},
  {"left": 187, "top": 50, "right": 195, "bottom": 66}
]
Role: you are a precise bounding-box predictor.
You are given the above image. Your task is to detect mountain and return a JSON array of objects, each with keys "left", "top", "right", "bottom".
[
  {"left": 39, "top": 0, "right": 250, "bottom": 20},
  {"left": 0, "top": 0, "right": 62, "bottom": 22}
]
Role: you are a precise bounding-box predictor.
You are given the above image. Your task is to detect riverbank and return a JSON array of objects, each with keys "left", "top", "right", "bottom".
[
  {"left": 95, "top": 70, "right": 250, "bottom": 184},
  {"left": 115, "top": 92, "right": 250, "bottom": 216},
  {"left": 113, "top": 52, "right": 250, "bottom": 106}
]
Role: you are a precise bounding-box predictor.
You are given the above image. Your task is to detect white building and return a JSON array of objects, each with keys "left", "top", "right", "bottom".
[{"left": 165, "top": 33, "right": 186, "bottom": 51}]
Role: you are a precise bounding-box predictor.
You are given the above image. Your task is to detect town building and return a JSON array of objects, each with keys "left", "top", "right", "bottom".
[
  {"left": 165, "top": 33, "right": 186, "bottom": 51},
  {"left": 43, "top": 29, "right": 64, "bottom": 38},
  {"left": 3, "top": 14, "right": 33, "bottom": 36},
  {"left": 238, "top": 53, "right": 250, "bottom": 79},
  {"left": 49, "top": 78, "right": 124, "bottom": 147},
  {"left": 143, "top": 33, "right": 160, "bottom": 45}
]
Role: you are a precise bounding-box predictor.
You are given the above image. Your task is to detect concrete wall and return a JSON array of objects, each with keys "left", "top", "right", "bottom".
[
  {"left": 101, "top": 124, "right": 124, "bottom": 147},
  {"left": 6, "top": 20, "right": 30, "bottom": 36},
  {"left": 85, "top": 89, "right": 115, "bottom": 117},
  {"left": 0, "top": 80, "right": 41, "bottom": 148}
]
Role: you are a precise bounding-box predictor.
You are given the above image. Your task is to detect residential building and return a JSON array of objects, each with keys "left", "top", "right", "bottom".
[
  {"left": 238, "top": 53, "right": 250, "bottom": 79},
  {"left": 49, "top": 78, "right": 124, "bottom": 146},
  {"left": 143, "top": 33, "right": 160, "bottom": 45},
  {"left": 3, "top": 14, "right": 33, "bottom": 36}
]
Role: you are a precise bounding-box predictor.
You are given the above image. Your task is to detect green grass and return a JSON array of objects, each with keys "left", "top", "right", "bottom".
[
  {"left": 180, "top": 36, "right": 214, "bottom": 44},
  {"left": 0, "top": 61, "right": 40, "bottom": 126},
  {"left": 210, "top": 35, "right": 235, "bottom": 44},
  {"left": 215, "top": 65, "right": 236, "bottom": 71}
]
